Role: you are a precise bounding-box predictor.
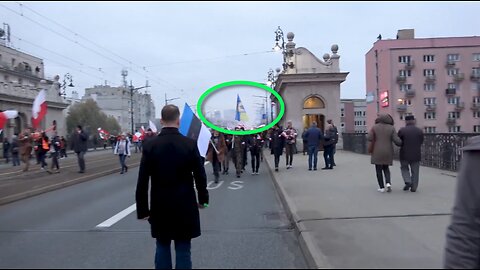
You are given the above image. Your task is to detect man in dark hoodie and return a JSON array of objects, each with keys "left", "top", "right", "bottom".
[{"left": 398, "top": 115, "right": 424, "bottom": 192}]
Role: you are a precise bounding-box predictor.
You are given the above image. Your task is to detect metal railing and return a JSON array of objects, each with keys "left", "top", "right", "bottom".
[{"left": 342, "top": 132, "right": 478, "bottom": 171}]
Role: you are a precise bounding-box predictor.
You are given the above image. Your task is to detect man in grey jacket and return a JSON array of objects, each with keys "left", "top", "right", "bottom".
[
  {"left": 444, "top": 136, "right": 480, "bottom": 268},
  {"left": 398, "top": 115, "right": 424, "bottom": 192},
  {"left": 72, "top": 125, "right": 88, "bottom": 173}
]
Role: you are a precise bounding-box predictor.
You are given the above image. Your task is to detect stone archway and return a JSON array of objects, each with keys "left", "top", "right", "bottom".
[
  {"left": 302, "top": 95, "right": 326, "bottom": 131},
  {"left": 303, "top": 96, "right": 325, "bottom": 110}
]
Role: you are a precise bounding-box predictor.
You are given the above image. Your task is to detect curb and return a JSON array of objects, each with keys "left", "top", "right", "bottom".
[
  {"left": 265, "top": 158, "right": 332, "bottom": 269},
  {"left": 0, "top": 162, "right": 140, "bottom": 206}
]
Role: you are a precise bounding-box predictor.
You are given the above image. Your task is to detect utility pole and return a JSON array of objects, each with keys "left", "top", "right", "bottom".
[
  {"left": 129, "top": 81, "right": 149, "bottom": 135},
  {"left": 165, "top": 93, "right": 180, "bottom": 106}
]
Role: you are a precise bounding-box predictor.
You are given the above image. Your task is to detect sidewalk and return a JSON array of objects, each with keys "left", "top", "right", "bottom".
[{"left": 265, "top": 150, "right": 457, "bottom": 269}]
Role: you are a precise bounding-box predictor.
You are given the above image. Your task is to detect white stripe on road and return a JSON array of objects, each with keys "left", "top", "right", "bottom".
[
  {"left": 96, "top": 161, "right": 209, "bottom": 228},
  {"left": 96, "top": 203, "right": 136, "bottom": 228}
]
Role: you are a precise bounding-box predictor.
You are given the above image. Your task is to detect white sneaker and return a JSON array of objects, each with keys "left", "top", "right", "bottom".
[
  {"left": 386, "top": 183, "right": 392, "bottom": 193},
  {"left": 377, "top": 188, "right": 385, "bottom": 193},
  {"left": 251, "top": 172, "right": 255, "bottom": 175}
]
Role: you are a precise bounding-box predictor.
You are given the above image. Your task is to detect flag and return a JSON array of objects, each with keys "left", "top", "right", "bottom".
[
  {"left": 149, "top": 120, "right": 158, "bottom": 133},
  {"left": 235, "top": 94, "right": 249, "bottom": 122},
  {"left": 32, "top": 89, "right": 47, "bottom": 129},
  {"left": 179, "top": 103, "right": 211, "bottom": 157},
  {"left": 0, "top": 110, "right": 18, "bottom": 131},
  {"left": 98, "top": 127, "right": 109, "bottom": 140}
]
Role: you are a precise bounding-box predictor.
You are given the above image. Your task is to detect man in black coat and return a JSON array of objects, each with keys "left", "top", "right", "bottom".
[
  {"left": 136, "top": 104, "right": 209, "bottom": 269},
  {"left": 398, "top": 115, "right": 424, "bottom": 192},
  {"left": 270, "top": 124, "right": 285, "bottom": 172},
  {"left": 72, "top": 125, "right": 88, "bottom": 173}
]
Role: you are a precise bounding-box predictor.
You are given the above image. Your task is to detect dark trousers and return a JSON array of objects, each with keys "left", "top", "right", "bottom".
[
  {"left": 12, "top": 153, "right": 20, "bottom": 166},
  {"left": 251, "top": 151, "right": 260, "bottom": 173},
  {"left": 323, "top": 145, "right": 334, "bottom": 168},
  {"left": 232, "top": 151, "right": 243, "bottom": 176},
  {"left": 76, "top": 151, "right": 86, "bottom": 172},
  {"left": 50, "top": 152, "right": 59, "bottom": 170},
  {"left": 212, "top": 153, "right": 220, "bottom": 181},
  {"left": 274, "top": 153, "right": 281, "bottom": 168},
  {"left": 155, "top": 239, "right": 192, "bottom": 269},
  {"left": 400, "top": 160, "right": 420, "bottom": 191},
  {"left": 119, "top": 154, "right": 127, "bottom": 172},
  {"left": 3, "top": 151, "right": 9, "bottom": 163},
  {"left": 308, "top": 146, "right": 318, "bottom": 169},
  {"left": 222, "top": 150, "right": 230, "bottom": 173},
  {"left": 60, "top": 149, "right": 67, "bottom": 158},
  {"left": 39, "top": 150, "right": 47, "bottom": 168},
  {"left": 285, "top": 144, "right": 294, "bottom": 166},
  {"left": 375, "top": 165, "right": 391, "bottom": 189}
]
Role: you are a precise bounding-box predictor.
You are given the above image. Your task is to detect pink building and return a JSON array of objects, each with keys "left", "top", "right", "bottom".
[{"left": 366, "top": 29, "right": 480, "bottom": 133}]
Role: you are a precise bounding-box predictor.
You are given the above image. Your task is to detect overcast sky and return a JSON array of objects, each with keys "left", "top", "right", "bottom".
[{"left": 2, "top": 1, "right": 479, "bottom": 118}]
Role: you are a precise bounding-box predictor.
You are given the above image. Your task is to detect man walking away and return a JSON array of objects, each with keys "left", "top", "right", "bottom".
[
  {"left": 398, "top": 115, "right": 424, "bottom": 192},
  {"left": 136, "top": 104, "right": 209, "bottom": 269},
  {"left": 304, "top": 122, "right": 323, "bottom": 171},
  {"left": 270, "top": 124, "right": 285, "bottom": 172},
  {"left": 72, "top": 125, "right": 88, "bottom": 173}
]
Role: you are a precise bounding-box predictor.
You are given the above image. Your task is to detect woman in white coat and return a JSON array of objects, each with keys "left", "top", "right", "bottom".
[{"left": 114, "top": 133, "right": 131, "bottom": 174}]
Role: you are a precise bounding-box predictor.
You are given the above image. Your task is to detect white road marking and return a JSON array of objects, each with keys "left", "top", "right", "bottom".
[
  {"left": 96, "top": 203, "right": 136, "bottom": 228},
  {"left": 207, "top": 180, "right": 224, "bottom": 190},
  {"left": 228, "top": 181, "right": 244, "bottom": 190}
]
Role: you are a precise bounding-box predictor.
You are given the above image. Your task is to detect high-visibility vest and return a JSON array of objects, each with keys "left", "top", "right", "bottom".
[{"left": 42, "top": 139, "right": 49, "bottom": 150}]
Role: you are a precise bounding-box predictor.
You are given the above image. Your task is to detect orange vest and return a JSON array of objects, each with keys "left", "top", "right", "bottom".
[{"left": 42, "top": 139, "right": 49, "bottom": 150}]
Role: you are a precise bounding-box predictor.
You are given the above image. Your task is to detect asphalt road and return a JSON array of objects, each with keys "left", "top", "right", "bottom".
[{"left": 0, "top": 159, "right": 307, "bottom": 268}]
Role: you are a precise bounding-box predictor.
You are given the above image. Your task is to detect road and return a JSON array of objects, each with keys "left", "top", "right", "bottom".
[{"left": 0, "top": 158, "right": 307, "bottom": 268}]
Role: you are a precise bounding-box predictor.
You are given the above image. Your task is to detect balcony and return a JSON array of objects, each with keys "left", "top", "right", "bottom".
[
  {"left": 397, "top": 104, "right": 407, "bottom": 112},
  {"left": 425, "top": 104, "right": 437, "bottom": 112},
  {"left": 471, "top": 72, "right": 480, "bottom": 81},
  {"left": 396, "top": 75, "right": 407, "bottom": 83},
  {"left": 453, "top": 73, "right": 465, "bottom": 82},
  {"left": 471, "top": 103, "right": 480, "bottom": 111},
  {"left": 405, "top": 89, "right": 415, "bottom": 98},
  {"left": 445, "top": 88, "right": 456, "bottom": 96},
  {"left": 425, "top": 75, "right": 436, "bottom": 82},
  {"left": 454, "top": 102, "right": 465, "bottom": 111},
  {"left": 446, "top": 60, "right": 456, "bottom": 67},
  {"left": 446, "top": 118, "right": 457, "bottom": 125},
  {"left": 405, "top": 61, "right": 415, "bottom": 70}
]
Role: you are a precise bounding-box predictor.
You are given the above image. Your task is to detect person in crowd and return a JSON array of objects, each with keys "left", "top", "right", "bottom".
[
  {"left": 38, "top": 132, "right": 50, "bottom": 172},
  {"left": 114, "top": 133, "right": 131, "bottom": 174},
  {"left": 303, "top": 122, "right": 323, "bottom": 171},
  {"left": 3, "top": 137, "right": 10, "bottom": 164},
  {"left": 322, "top": 120, "right": 338, "bottom": 170},
  {"left": 398, "top": 115, "right": 424, "bottom": 192},
  {"left": 136, "top": 104, "right": 208, "bottom": 269},
  {"left": 248, "top": 133, "right": 263, "bottom": 175},
  {"left": 231, "top": 127, "right": 246, "bottom": 178},
  {"left": 222, "top": 134, "right": 233, "bottom": 175},
  {"left": 50, "top": 135, "right": 61, "bottom": 173},
  {"left": 10, "top": 135, "right": 20, "bottom": 167},
  {"left": 270, "top": 124, "right": 285, "bottom": 172},
  {"left": 60, "top": 136, "right": 68, "bottom": 158},
  {"left": 326, "top": 119, "right": 339, "bottom": 166},
  {"left": 72, "top": 125, "right": 88, "bottom": 173},
  {"left": 19, "top": 128, "right": 33, "bottom": 172},
  {"left": 367, "top": 114, "right": 402, "bottom": 193},
  {"left": 206, "top": 130, "right": 227, "bottom": 183},
  {"left": 282, "top": 120, "right": 297, "bottom": 169}
]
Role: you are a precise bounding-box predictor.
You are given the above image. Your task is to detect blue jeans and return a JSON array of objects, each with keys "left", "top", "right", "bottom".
[
  {"left": 308, "top": 146, "right": 318, "bottom": 169},
  {"left": 119, "top": 154, "right": 127, "bottom": 172},
  {"left": 155, "top": 239, "right": 192, "bottom": 269}
]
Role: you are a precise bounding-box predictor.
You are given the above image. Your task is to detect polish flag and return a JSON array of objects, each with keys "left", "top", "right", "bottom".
[
  {"left": 0, "top": 110, "right": 19, "bottom": 130},
  {"left": 32, "top": 90, "right": 47, "bottom": 129}
]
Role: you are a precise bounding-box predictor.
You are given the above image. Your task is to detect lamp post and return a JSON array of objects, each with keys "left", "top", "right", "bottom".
[
  {"left": 165, "top": 93, "right": 180, "bottom": 106},
  {"left": 129, "top": 81, "right": 149, "bottom": 135},
  {"left": 53, "top": 73, "right": 74, "bottom": 98},
  {"left": 273, "top": 26, "right": 288, "bottom": 71}
]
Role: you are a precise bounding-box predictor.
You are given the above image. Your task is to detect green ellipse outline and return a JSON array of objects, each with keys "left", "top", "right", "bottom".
[{"left": 197, "top": 80, "right": 285, "bottom": 135}]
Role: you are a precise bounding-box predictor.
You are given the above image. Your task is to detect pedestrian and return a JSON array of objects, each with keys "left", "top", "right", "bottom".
[
  {"left": 282, "top": 120, "right": 297, "bottom": 169},
  {"left": 38, "top": 132, "right": 50, "bottom": 172},
  {"left": 367, "top": 114, "right": 402, "bottom": 193},
  {"left": 10, "top": 135, "right": 20, "bottom": 167},
  {"left": 143, "top": 128, "right": 156, "bottom": 144},
  {"left": 303, "top": 121, "right": 323, "bottom": 171},
  {"left": 322, "top": 121, "right": 338, "bottom": 170},
  {"left": 72, "top": 125, "right": 88, "bottom": 173},
  {"left": 327, "top": 120, "right": 339, "bottom": 166},
  {"left": 50, "top": 135, "right": 61, "bottom": 173},
  {"left": 92, "top": 134, "right": 98, "bottom": 151},
  {"left": 60, "top": 136, "right": 68, "bottom": 158},
  {"left": 3, "top": 137, "right": 10, "bottom": 164},
  {"left": 114, "top": 133, "right": 131, "bottom": 174},
  {"left": 136, "top": 104, "right": 209, "bottom": 270},
  {"left": 109, "top": 135, "right": 116, "bottom": 150},
  {"left": 398, "top": 115, "right": 424, "bottom": 192},
  {"left": 248, "top": 133, "right": 263, "bottom": 175},
  {"left": 270, "top": 124, "right": 285, "bottom": 172},
  {"left": 206, "top": 130, "right": 227, "bottom": 183},
  {"left": 133, "top": 130, "right": 140, "bottom": 153},
  {"left": 222, "top": 134, "right": 233, "bottom": 175},
  {"left": 443, "top": 135, "right": 480, "bottom": 269},
  {"left": 19, "top": 129, "right": 33, "bottom": 172},
  {"left": 231, "top": 127, "right": 246, "bottom": 178}
]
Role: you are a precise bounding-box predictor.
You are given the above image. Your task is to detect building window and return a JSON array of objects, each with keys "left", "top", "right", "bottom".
[
  {"left": 341, "top": 108, "right": 344, "bottom": 117},
  {"left": 304, "top": 96, "right": 325, "bottom": 109},
  {"left": 472, "top": 67, "right": 480, "bottom": 76},
  {"left": 448, "top": 54, "right": 460, "bottom": 62},
  {"left": 473, "top": 96, "right": 480, "bottom": 104},
  {"left": 424, "top": 69, "right": 435, "bottom": 76},
  {"left": 424, "top": 83, "right": 435, "bottom": 92},
  {"left": 363, "top": 111, "right": 366, "bottom": 116},
  {"left": 398, "top": 56, "right": 411, "bottom": 63},
  {"left": 447, "top": 97, "right": 460, "bottom": 104},
  {"left": 474, "top": 111, "right": 480, "bottom": 118},
  {"left": 448, "top": 83, "right": 457, "bottom": 90},
  {"left": 474, "top": 53, "right": 480, "bottom": 61},
  {"left": 424, "top": 112, "right": 436, "bottom": 120},
  {"left": 400, "top": 113, "right": 413, "bottom": 120},
  {"left": 424, "top": 127, "right": 437, "bottom": 133},
  {"left": 402, "top": 99, "right": 413, "bottom": 106},
  {"left": 448, "top": 126, "right": 461, "bottom": 133},
  {"left": 424, "top": 98, "right": 436, "bottom": 105},
  {"left": 11, "top": 58, "right": 15, "bottom": 68},
  {"left": 363, "top": 121, "right": 366, "bottom": 126},
  {"left": 448, "top": 111, "right": 461, "bottom": 119},
  {"left": 447, "top": 68, "right": 459, "bottom": 76},
  {"left": 475, "top": 125, "right": 480, "bottom": 133},
  {"left": 399, "top": 84, "right": 412, "bottom": 92},
  {"left": 399, "top": 70, "right": 412, "bottom": 77},
  {"left": 424, "top": 55, "right": 435, "bottom": 62}
]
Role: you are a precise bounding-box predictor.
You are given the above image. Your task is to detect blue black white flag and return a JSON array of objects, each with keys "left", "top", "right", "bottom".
[
  {"left": 235, "top": 94, "right": 249, "bottom": 122},
  {"left": 179, "top": 103, "right": 211, "bottom": 157}
]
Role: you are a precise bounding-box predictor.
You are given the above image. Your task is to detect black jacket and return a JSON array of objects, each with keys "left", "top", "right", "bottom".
[
  {"left": 398, "top": 124, "right": 424, "bottom": 162},
  {"left": 136, "top": 127, "right": 209, "bottom": 240},
  {"left": 72, "top": 131, "right": 88, "bottom": 153}
]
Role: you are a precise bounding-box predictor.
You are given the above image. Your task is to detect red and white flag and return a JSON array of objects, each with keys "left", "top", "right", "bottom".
[
  {"left": 32, "top": 90, "right": 47, "bottom": 129},
  {"left": 97, "top": 127, "right": 109, "bottom": 140},
  {"left": 0, "top": 110, "right": 19, "bottom": 131}
]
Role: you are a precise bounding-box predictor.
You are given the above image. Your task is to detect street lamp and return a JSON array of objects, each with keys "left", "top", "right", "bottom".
[
  {"left": 52, "top": 73, "right": 74, "bottom": 98},
  {"left": 165, "top": 93, "right": 180, "bottom": 106},
  {"left": 273, "top": 26, "right": 288, "bottom": 70},
  {"left": 129, "top": 81, "right": 149, "bottom": 135}
]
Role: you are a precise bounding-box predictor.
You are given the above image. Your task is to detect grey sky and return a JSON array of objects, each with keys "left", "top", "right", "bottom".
[{"left": 2, "top": 1, "right": 479, "bottom": 118}]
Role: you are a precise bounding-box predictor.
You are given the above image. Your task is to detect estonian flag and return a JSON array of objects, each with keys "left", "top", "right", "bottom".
[
  {"left": 235, "top": 94, "right": 249, "bottom": 122},
  {"left": 179, "top": 103, "right": 211, "bottom": 158}
]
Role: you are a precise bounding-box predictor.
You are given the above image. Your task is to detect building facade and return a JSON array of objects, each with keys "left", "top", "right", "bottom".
[
  {"left": 83, "top": 85, "right": 156, "bottom": 133},
  {"left": 366, "top": 29, "right": 480, "bottom": 133},
  {"left": 341, "top": 99, "right": 367, "bottom": 133},
  {"left": 0, "top": 43, "right": 69, "bottom": 140},
  {"left": 273, "top": 32, "right": 349, "bottom": 136}
]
